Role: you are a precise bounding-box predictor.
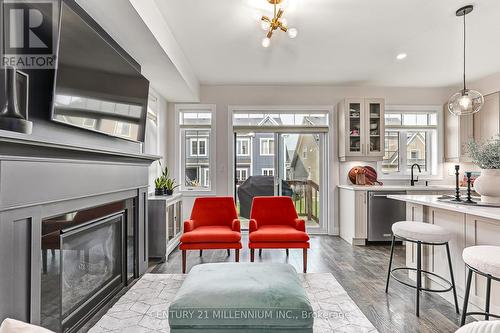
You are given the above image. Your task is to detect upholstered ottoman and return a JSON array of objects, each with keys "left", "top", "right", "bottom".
[{"left": 168, "top": 263, "right": 313, "bottom": 333}]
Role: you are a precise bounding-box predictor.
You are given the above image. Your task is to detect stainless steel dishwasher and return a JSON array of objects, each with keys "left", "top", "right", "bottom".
[{"left": 367, "top": 191, "right": 407, "bottom": 242}]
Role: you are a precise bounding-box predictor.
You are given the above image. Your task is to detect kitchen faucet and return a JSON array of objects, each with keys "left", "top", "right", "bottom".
[{"left": 410, "top": 163, "right": 422, "bottom": 186}]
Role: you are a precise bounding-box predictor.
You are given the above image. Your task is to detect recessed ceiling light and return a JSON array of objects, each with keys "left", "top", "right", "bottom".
[{"left": 396, "top": 53, "right": 407, "bottom": 60}]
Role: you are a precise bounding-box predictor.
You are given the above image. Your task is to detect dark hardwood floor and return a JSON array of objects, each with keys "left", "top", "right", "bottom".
[{"left": 152, "top": 235, "right": 466, "bottom": 333}]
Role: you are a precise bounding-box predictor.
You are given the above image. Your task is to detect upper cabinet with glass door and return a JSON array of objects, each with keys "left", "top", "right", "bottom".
[{"left": 338, "top": 98, "right": 385, "bottom": 161}]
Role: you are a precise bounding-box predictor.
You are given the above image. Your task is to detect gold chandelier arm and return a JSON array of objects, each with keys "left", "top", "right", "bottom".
[
  {"left": 261, "top": 16, "right": 271, "bottom": 23},
  {"left": 279, "top": 25, "right": 288, "bottom": 32},
  {"left": 266, "top": 30, "right": 273, "bottom": 38},
  {"left": 277, "top": 8, "right": 284, "bottom": 19}
]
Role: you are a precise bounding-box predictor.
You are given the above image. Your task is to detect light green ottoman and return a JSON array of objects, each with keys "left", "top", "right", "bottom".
[{"left": 168, "top": 263, "right": 313, "bottom": 333}]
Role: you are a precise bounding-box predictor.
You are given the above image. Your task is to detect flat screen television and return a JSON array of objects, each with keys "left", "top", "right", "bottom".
[{"left": 51, "top": 1, "right": 149, "bottom": 142}]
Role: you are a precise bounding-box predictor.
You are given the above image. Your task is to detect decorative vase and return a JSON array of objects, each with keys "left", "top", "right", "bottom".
[
  {"left": 473, "top": 169, "right": 500, "bottom": 204},
  {"left": 155, "top": 188, "right": 164, "bottom": 196},
  {"left": 165, "top": 189, "right": 173, "bottom": 196},
  {"left": 0, "top": 66, "right": 32, "bottom": 134}
]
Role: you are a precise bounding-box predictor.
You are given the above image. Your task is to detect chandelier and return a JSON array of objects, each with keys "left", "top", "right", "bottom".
[{"left": 260, "top": 0, "right": 298, "bottom": 48}]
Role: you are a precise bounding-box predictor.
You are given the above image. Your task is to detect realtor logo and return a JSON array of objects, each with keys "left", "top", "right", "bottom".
[{"left": 1, "top": 0, "right": 57, "bottom": 69}]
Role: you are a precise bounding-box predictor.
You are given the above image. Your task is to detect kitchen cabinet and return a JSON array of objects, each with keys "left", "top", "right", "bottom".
[
  {"left": 400, "top": 200, "right": 500, "bottom": 316},
  {"left": 444, "top": 104, "right": 474, "bottom": 162},
  {"left": 474, "top": 92, "right": 500, "bottom": 142},
  {"left": 338, "top": 186, "right": 455, "bottom": 246},
  {"left": 148, "top": 194, "right": 183, "bottom": 262},
  {"left": 445, "top": 92, "right": 500, "bottom": 162},
  {"left": 338, "top": 98, "right": 385, "bottom": 161}
]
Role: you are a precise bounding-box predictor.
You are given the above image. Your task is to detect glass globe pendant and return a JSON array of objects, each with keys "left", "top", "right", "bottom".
[{"left": 447, "top": 5, "right": 484, "bottom": 116}]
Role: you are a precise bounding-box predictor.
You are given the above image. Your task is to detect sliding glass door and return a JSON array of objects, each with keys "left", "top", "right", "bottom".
[{"left": 234, "top": 130, "right": 326, "bottom": 232}]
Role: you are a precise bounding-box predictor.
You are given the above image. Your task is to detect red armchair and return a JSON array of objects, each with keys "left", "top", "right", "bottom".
[
  {"left": 249, "top": 196, "right": 310, "bottom": 273},
  {"left": 180, "top": 197, "right": 242, "bottom": 273}
]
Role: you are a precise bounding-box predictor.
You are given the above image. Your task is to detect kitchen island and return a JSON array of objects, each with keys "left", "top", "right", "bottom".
[{"left": 388, "top": 194, "right": 500, "bottom": 316}]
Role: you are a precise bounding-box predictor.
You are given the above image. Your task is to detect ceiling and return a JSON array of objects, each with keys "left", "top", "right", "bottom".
[{"left": 155, "top": 0, "right": 500, "bottom": 87}]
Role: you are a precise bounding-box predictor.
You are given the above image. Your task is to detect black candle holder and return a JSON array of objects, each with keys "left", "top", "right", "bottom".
[
  {"left": 453, "top": 165, "right": 461, "bottom": 202},
  {"left": 465, "top": 172, "right": 476, "bottom": 204}
]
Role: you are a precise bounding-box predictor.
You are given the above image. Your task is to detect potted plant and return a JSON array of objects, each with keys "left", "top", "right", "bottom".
[
  {"left": 160, "top": 165, "right": 179, "bottom": 195},
  {"left": 466, "top": 135, "right": 500, "bottom": 203},
  {"left": 154, "top": 177, "right": 165, "bottom": 196},
  {"left": 164, "top": 178, "right": 179, "bottom": 195}
]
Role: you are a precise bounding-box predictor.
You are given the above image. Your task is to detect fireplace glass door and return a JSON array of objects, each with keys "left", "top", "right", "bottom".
[{"left": 60, "top": 215, "right": 122, "bottom": 317}]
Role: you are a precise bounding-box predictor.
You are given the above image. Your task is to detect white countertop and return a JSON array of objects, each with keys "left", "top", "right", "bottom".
[
  {"left": 388, "top": 195, "right": 500, "bottom": 220},
  {"left": 338, "top": 184, "right": 458, "bottom": 191}
]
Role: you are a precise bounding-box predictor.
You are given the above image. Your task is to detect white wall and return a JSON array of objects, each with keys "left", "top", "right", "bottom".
[{"left": 165, "top": 84, "right": 452, "bottom": 234}]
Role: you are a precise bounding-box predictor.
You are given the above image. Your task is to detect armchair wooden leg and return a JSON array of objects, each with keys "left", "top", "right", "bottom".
[
  {"left": 286, "top": 249, "right": 289, "bottom": 256},
  {"left": 250, "top": 249, "right": 255, "bottom": 262},
  {"left": 303, "top": 249, "right": 307, "bottom": 273},
  {"left": 259, "top": 249, "right": 262, "bottom": 256},
  {"left": 235, "top": 249, "right": 240, "bottom": 262},
  {"left": 182, "top": 250, "right": 187, "bottom": 274},
  {"left": 227, "top": 249, "right": 230, "bottom": 256},
  {"left": 199, "top": 250, "right": 203, "bottom": 257}
]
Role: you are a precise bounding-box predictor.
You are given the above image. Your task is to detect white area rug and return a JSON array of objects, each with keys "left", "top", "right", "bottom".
[{"left": 89, "top": 273, "right": 378, "bottom": 333}]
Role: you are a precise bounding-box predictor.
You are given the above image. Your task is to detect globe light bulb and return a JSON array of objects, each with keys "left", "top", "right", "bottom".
[
  {"left": 287, "top": 28, "right": 298, "bottom": 39},
  {"left": 260, "top": 20, "right": 271, "bottom": 31},
  {"left": 458, "top": 95, "right": 472, "bottom": 109},
  {"left": 262, "top": 37, "right": 271, "bottom": 48}
]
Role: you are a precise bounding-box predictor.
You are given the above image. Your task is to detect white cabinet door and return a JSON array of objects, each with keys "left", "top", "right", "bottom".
[{"left": 474, "top": 92, "right": 500, "bottom": 142}]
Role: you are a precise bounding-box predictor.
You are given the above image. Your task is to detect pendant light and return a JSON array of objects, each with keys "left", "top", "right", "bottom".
[{"left": 448, "top": 5, "right": 484, "bottom": 116}]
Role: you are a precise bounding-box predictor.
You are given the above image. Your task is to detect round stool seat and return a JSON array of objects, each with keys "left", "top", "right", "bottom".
[
  {"left": 463, "top": 246, "right": 500, "bottom": 277},
  {"left": 456, "top": 321, "right": 500, "bottom": 333},
  {"left": 392, "top": 221, "right": 451, "bottom": 243}
]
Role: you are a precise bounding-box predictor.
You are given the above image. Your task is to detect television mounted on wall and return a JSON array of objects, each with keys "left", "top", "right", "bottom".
[{"left": 51, "top": 0, "right": 149, "bottom": 142}]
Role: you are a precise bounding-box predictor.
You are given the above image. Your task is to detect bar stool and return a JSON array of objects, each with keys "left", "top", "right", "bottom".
[
  {"left": 456, "top": 321, "right": 500, "bottom": 333},
  {"left": 461, "top": 246, "right": 500, "bottom": 326},
  {"left": 385, "top": 221, "right": 460, "bottom": 317}
]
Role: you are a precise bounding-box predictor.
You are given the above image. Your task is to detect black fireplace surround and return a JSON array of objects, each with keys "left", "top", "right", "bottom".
[{"left": 41, "top": 200, "right": 137, "bottom": 333}]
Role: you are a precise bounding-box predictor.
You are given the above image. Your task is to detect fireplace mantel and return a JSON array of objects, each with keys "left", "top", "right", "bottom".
[{"left": 0, "top": 135, "right": 157, "bottom": 331}]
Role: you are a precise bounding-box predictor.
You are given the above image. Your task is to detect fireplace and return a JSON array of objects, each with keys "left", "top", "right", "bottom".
[{"left": 40, "top": 200, "right": 136, "bottom": 333}]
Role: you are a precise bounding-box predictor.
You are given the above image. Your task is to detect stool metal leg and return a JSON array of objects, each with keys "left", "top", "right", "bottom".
[
  {"left": 461, "top": 268, "right": 473, "bottom": 326},
  {"left": 445, "top": 243, "right": 460, "bottom": 314},
  {"left": 416, "top": 241, "right": 422, "bottom": 317},
  {"left": 385, "top": 235, "right": 396, "bottom": 293},
  {"left": 486, "top": 276, "right": 492, "bottom": 320}
]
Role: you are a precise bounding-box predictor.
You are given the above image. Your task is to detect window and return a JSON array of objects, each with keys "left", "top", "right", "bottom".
[
  {"left": 260, "top": 138, "right": 275, "bottom": 156},
  {"left": 236, "top": 168, "right": 249, "bottom": 181},
  {"left": 190, "top": 138, "right": 208, "bottom": 156},
  {"left": 145, "top": 93, "right": 160, "bottom": 194},
  {"left": 177, "top": 105, "right": 216, "bottom": 192},
  {"left": 114, "top": 122, "right": 131, "bottom": 137},
  {"left": 262, "top": 168, "right": 274, "bottom": 176},
  {"left": 82, "top": 118, "right": 96, "bottom": 128},
  {"left": 379, "top": 106, "right": 442, "bottom": 178},
  {"left": 236, "top": 138, "right": 250, "bottom": 156}
]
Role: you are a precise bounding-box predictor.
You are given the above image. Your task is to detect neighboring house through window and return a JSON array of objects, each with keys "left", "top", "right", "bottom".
[
  {"left": 177, "top": 105, "right": 215, "bottom": 192},
  {"left": 380, "top": 105, "right": 442, "bottom": 178}
]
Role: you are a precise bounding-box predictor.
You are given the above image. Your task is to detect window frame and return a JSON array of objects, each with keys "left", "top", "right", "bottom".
[
  {"left": 378, "top": 105, "right": 443, "bottom": 180},
  {"left": 189, "top": 138, "right": 208, "bottom": 157},
  {"left": 262, "top": 168, "right": 275, "bottom": 176},
  {"left": 175, "top": 104, "right": 216, "bottom": 194},
  {"left": 236, "top": 138, "right": 251, "bottom": 156},
  {"left": 260, "top": 138, "right": 275, "bottom": 156},
  {"left": 236, "top": 168, "right": 249, "bottom": 181}
]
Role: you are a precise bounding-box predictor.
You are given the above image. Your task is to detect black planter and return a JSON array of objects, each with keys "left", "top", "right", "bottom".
[
  {"left": 165, "top": 189, "right": 173, "bottom": 196},
  {"left": 155, "top": 188, "right": 164, "bottom": 196}
]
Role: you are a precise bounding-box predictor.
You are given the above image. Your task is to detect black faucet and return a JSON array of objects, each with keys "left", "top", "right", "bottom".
[{"left": 410, "top": 163, "right": 422, "bottom": 186}]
